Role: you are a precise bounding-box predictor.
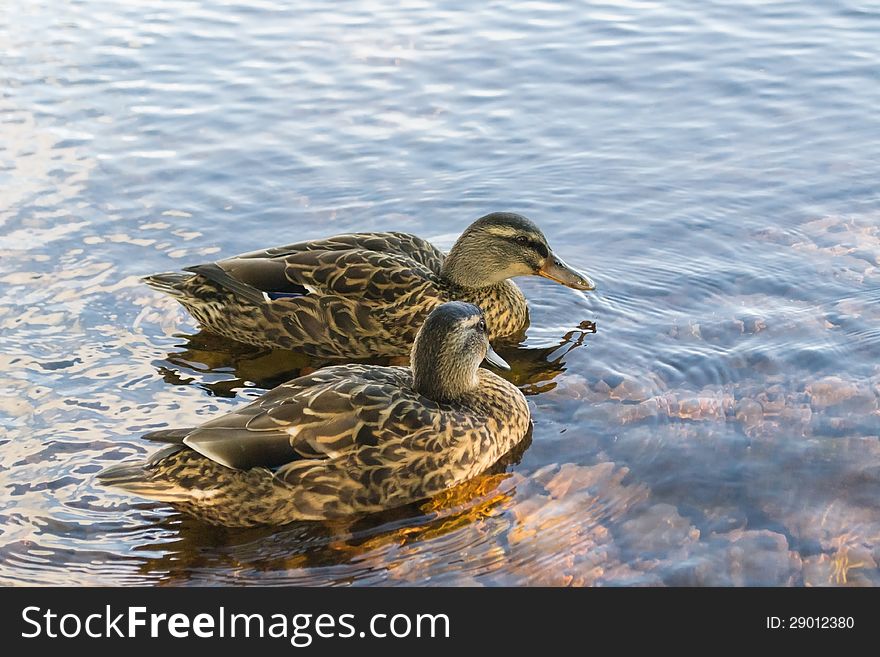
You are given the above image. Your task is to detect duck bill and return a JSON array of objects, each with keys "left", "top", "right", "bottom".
[
  {"left": 484, "top": 345, "right": 510, "bottom": 371},
  {"left": 539, "top": 252, "right": 596, "bottom": 291}
]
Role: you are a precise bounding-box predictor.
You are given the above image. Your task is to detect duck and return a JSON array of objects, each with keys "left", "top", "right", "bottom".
[
  {"left": 99, "top": 302, "right": 532, "bottom": 527},
  {"left": 143, "top": 212, "right": 595, "bottom": 358}
]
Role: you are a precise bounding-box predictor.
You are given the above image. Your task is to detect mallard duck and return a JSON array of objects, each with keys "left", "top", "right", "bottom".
[
  {"left": 99, "top": 302, "right": 531, "bottom": 527},
  {"left": 144, "top": 212, "right": 594, "bottom": 358}
]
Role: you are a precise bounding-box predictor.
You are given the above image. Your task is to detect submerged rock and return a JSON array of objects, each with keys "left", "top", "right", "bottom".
[
  {"left": 806, "top": 376, "right": 873, "bottom": 410},
  {"left": 616, "top": 503, "right": 701, "bottom": 556},
  {"left": 664, "top": 530, "right": 802, "bottom": 587}
]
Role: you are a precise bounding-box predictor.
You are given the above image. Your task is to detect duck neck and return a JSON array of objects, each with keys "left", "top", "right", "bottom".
[
  {"left": 452, "top": 280, "right": 529, "bottom": 340},
  {"left": 411, "top": 340, "right": 479, "bottom": 403},
  {"left": 441, "top": 239, "right": 504, "bottom": 288}
]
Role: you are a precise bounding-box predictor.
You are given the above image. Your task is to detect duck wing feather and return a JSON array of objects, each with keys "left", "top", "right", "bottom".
[
  {"left": 180, "top": 365, "right": 429, "bottom": 470},
  {"left": 201, "top": 232, "right": 447, "bottom": 303}
]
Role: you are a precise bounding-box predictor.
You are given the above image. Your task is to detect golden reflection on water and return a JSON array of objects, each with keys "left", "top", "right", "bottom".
[{"left": 119, "top": 456, "right": 661, "bottom": 587}]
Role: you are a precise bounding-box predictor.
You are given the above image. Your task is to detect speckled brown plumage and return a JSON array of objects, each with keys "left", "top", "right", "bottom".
[
  {"left": 100, "top": 302, "right": 531, "bottom": 527},
  {"left": 143, "top": 213, "right": 594, "bottom": 358}
]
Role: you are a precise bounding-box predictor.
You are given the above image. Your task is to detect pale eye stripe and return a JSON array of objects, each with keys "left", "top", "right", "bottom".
[
  {"left": 485, "top": 226, "right": 544, "bottom": 244},
  {"left": 484, "top": 226, "right": 519, "bottom": 238}
]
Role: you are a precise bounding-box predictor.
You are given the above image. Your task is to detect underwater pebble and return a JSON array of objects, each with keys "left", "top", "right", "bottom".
[
  {"left": 807, "top": 376, "right": 866, "bottom": 409},
  {"left": 665, "top": 530, "right": 801, "bottom": 586},
  {"left": 616, "top": 503, "right": 700, "bottom": 555},
  {"left": 608, "top": 377, "right": 654, "bottom": 403},
  {"left": 695, "top": 319, "right": 746, "bottom": 345},
  {"left": 735, "top": 398, "right": 763, "bottom": 435}
]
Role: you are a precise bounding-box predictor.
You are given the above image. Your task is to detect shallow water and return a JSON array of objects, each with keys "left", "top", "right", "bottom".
[{"left": 2, "top": 0, "right": 880, "bottom": 586}]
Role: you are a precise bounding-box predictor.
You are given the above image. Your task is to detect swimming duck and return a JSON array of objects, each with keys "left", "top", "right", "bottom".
[
  {"left": 144, "top": 212, "right": 594, "bottom": 358},
  {"left": 99, "top": 302, "right": 531, "bottom": 527}
]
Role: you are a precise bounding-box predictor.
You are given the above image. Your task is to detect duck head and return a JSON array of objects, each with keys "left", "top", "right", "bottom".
[
  {"left": 412, "top": 301, "right": 509, "bottom": 402},
  {"left": 441, "top": 212, "right": 596, "bottom": 291}
]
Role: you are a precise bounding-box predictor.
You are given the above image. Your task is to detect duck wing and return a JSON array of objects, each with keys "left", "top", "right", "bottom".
[
  {"left": 195, "top": 232, "right": 446, "bottom": 303},
  {"left": 178, "top": 365, "right": 425, "bottom": 470},
  {"left": 248, "top": 232, "right": 446, "bottom": 273}
]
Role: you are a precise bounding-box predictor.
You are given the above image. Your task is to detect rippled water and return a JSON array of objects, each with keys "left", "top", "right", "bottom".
[{"left": 2, "top": 0, "right": 880, "bottom": 586}]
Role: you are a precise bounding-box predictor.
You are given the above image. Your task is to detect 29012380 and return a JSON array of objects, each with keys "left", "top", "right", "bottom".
[{"left": 766, "top": 616, "right": 854, "bottom": 629}]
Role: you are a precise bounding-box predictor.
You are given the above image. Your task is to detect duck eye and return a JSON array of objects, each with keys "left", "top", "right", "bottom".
[
  {"left": 478, "top": 319, "right": 487, "bottom": 333},
  {"left": 515, "top": 235, "right": 529, "bottom": 245}
]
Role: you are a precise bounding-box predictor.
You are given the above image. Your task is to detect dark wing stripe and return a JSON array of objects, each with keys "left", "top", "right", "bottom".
[{"left": 266, "top": 290, "right": 307, "bottom": 300}]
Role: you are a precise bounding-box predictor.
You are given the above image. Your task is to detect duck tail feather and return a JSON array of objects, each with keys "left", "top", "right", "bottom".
[
  {"left": 142, "top": 272, "right": 192, "bottom": 297},
  {"left": 97, "top": 446, "right": 195, "bottom": 503},
  {"left": 142, "top": 427, "right": 194, "bottom": 444}
]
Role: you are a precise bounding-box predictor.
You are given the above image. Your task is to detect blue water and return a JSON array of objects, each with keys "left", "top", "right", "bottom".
[{"left": 1, "top": 0, "right": 879, "bottom": 585}]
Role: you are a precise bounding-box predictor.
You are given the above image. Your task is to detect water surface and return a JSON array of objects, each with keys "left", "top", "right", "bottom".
[{"left": 2, "top": 0, "right": 880, "bottom": 585}]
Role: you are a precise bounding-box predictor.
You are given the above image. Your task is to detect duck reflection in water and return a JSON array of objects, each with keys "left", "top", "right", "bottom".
[{"left": 155, "top": 321, "right": 597, "bottom": 398}]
